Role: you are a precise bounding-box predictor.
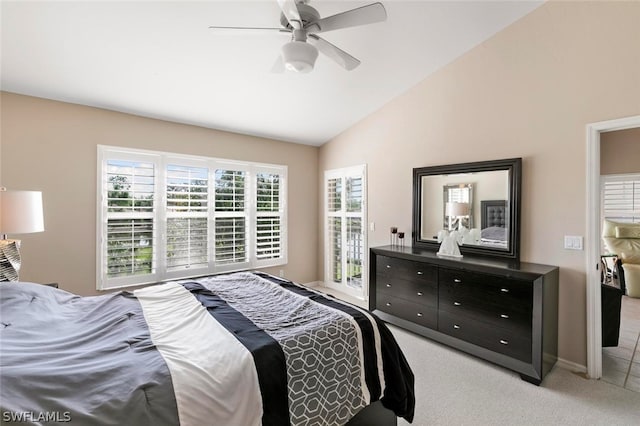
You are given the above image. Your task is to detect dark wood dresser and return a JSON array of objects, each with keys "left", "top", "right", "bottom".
[{"left": 370, "top": 245, "right": 559, "bottom": 385}]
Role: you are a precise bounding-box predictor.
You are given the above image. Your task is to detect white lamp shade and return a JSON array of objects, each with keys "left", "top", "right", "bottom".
[
  {"left": 281, "top": 41, "right": 318, "bottom": 73},
  {"left": 446, "top": 202, "right": 470, "bottom": 217},
  {"left": 0, "top": 190, "right": 44, "bottom": 235}
]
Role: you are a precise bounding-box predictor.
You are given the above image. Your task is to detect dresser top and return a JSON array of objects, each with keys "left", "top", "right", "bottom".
[{"left": 371, "top": 245, "right": 558, "bottom": 278}]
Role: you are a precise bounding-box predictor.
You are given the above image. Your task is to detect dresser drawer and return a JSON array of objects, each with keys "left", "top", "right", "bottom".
[
  {"left": 438, "top": 311, "right": 531, "bottom": 363},
  {"left": 439, "top": 267, "right": 532, "bottom": 314},
  {"left": 376, "top": 255, "right": 437, "bottom": 284},
  {"left": 376, "top": 294, "right": 437, "bottom": 329},
  {"left": 439, "top": 297, "right": 532, "bottom": 336},
  {"left": 376, "top": 276, "right": 437, "bottom": 307}
]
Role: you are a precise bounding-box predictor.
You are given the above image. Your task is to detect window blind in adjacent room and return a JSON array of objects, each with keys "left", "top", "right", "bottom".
[{"left": 601, "top": 174, "right": 640, "bottom": 223}]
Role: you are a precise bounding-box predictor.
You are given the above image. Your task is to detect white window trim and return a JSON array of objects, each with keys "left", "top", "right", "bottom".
[
  {"left": 97, "top": 145, "right": 287, "bottom": 290},
  {"left": 323, "top": 164, "right": 367, "bottom": 300}
]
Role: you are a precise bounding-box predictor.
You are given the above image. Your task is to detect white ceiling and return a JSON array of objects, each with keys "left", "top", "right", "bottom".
[{"left": 1, "top": 0, "right": 542, "bottom": 146}]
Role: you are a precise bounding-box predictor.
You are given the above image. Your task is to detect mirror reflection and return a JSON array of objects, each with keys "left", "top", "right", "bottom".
[
  {"left": 421, "top": 170, "right": 509, "bottom": 248},
  {"left": 413, "top": 158, "right": 521, "bottom": 260}
]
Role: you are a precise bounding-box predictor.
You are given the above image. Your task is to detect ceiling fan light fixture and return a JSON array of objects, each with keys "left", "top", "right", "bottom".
[{"left": 281, "top": 41, "right": 318, "bottom": 73}]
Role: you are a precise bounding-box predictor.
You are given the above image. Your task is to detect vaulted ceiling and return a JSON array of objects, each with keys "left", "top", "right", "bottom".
[{"left": 1, "top": 1, "right": 542, "bottom": 146}]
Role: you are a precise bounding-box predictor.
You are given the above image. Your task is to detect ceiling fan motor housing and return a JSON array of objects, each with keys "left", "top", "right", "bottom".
[
  {"left": 282, "top": 41, "right": 319, "bottom": 73},
  {"left": 280, "top": 3, "right": 320, "bottom": 29}
]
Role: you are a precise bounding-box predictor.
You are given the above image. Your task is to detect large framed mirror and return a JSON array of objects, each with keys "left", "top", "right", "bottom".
[{"left": 412, "top": 158, "right": 522, "bottom": 260}]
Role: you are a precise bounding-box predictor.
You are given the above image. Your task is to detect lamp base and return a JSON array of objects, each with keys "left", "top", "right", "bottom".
[{"left": 0, "top": 239, "right": 21, "bottom": 282}]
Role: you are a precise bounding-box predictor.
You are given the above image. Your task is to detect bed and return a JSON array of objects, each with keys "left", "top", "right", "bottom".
[
  {"left": 0, "top": 272, "right": 414, "bottom": 426},
  {"left": 480, "top": 200, "right": 508, "bottom": 248}
]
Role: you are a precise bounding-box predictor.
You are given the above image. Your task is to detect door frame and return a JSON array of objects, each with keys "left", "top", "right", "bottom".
[{"left": 585, "top": 115, "right": 640, "bottom": 379}]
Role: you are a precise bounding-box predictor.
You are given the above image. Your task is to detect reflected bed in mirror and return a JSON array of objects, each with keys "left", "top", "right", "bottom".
[{"left": 412, "top": 158, "right": 522, "bottom": 260}]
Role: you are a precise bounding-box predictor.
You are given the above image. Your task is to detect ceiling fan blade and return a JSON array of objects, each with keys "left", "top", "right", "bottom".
[
  {"left": 308, "top": 34, "right": 360, "bottom": 71},
  {"left": 308, "top": 2, "right": 387, "bottom": 33},
  {"left": 209, "top": 25, "right": 290, "bottom": 35},
  {"left": 277, "top": 0, "right": 302, "bottom": 29}
]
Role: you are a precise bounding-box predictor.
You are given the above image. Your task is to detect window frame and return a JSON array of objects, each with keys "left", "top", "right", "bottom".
[{"left": 97, "top": 146, "right": 287, "bottom": 290}]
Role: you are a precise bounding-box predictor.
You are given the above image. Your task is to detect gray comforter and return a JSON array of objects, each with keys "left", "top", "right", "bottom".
[
  {"left": 0, "top": 272, "right": 414, "bottom": 425},
  {"left": 1, "top": 283, "right": 179, "bottom": 425}
]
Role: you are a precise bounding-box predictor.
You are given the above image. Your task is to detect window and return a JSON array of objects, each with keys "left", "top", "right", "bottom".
[
  {"left": 166, "top": 164, "right": 209, "bottom": 272},
  {"left": 324, "top": 165, "right": 367, "bottom": 299},
  {"left": 97, "top": 146, "right": 287, "bottom": 290},
  {"left": 601, "top": 174, "right": 640, "bottom": 223}
]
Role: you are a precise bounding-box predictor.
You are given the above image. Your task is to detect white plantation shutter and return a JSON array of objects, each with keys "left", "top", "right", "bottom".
[
  {"left": 328, "top": 217, "right": 342, "bottom": 282},
  {"left": 324, "top": 165, "right": 367, "bottom": 299},
  {"left": 215, "top": 170, "right": 246, "bottom": 211},
  {"left": 104, "top": 158, "right": 157, "bottom": 284},
  {"left": 166, "top": 164, "right": 209, "bottom": 272},
  {"left": 327, "top": 178, "right": 342, "bottom": 212},
  {"left": 345, "top": 176, "right": 364, "bottom": 290},
  {"left": 255, "top": 172, "right": 284, "bottom": 263},
  {"left": 215, "top": 217, "right": 247, "bottom": 264},
  {"left": 346, "top": 176, "right": 363, "bottom": 212},
  {"left": 98, "top": 146, "right": 287, "bottom": 289},
  {"left": 214, "top": 169, "right": 248, "bottom": 267},
  {"left": 346, "top": 217, "right": 363, "bottom": 287},
  {"left": 448, "top": 187, "right": 469, "bottom": 203},
  {"left": 601, "top": 175, "right": 640, "bottom": 223}
]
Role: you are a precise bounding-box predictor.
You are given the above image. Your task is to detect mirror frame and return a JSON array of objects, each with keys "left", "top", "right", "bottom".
[{"left": 412, "top": 158, "right": 522, "bottom": 260}]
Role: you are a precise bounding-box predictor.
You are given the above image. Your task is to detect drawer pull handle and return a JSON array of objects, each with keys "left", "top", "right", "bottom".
[
  {"left": 417, "top": 292, "right": 423, "bottom": 296},
  {"left": 386, "top": 283, "right": 392, "bottom": 288},
  {"left": 386, "top": 265, "right": 391, "bottom": 269},
  {"left": 454, "top": 278, "right": 462, "bottom": 283},
  {"left": 453, "top": 302, "right": 461, "bottom": 306},
  {"left": 500, "top": 288, "right": 509, "bottom": 293},
  {"left": 417, "top": 313, "right": 423, "bottom": 317},
  {"left": 500, "top": 314, "right": 509, "bottom": 319},
  {"left": 453, "top": 324, "right": 461, "bottom": 329},
  {"left": 417, "top": 271, "right": 423, "bottom": 275},
  {"left": 499, "top": 339, "right": 509, "bottom": 345},
  {"left": 385, "top": 302, "right": 392, "bottom": 307}
]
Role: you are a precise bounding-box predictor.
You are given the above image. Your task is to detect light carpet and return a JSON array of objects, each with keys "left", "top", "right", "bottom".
[{"left": 390, "top": 325, "right": 640, "bottom": 426}]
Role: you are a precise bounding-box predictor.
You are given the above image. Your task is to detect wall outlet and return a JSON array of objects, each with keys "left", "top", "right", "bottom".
[
  {"left": 370, "top": 222, "right": 375, "bottom": 231},
  {"left": 279, "top": 269, "right": 285, "bottom": 277},
  {"left": 564, "top": 235, "right": 583, "bottom": 250}
]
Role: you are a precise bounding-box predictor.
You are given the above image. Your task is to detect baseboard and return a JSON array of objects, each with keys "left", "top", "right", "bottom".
[
  {"left": 303, "top": 281, "right": 322, "bottom": 287},
  {"left": 555, "top": 357, "right": 587, "bottom": 374}
]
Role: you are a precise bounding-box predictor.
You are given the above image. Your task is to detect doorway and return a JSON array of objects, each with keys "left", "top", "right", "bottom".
[{"left": 586, "top": 115, "right": 640, "bottom": 381}]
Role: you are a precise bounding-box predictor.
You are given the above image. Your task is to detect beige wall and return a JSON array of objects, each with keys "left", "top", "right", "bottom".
[
  {"left": 319, "top": 0, "right": 640, "bottom": 368},
  {"left": 600, "top": 127, "right": 640, "bottom": 175},
  {"left": 0, "top": 92, "right": 319, "bottom": 296}
]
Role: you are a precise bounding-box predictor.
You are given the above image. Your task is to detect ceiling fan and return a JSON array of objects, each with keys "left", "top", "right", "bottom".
[{"left": 209, "top": 0, "right": 387, "bottom": 73}]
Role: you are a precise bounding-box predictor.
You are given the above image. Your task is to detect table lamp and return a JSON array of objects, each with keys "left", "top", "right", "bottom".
[
  {"left": 446, "top": 201, "right": 470, "bottom": 231},
  {"left": 0, "top": 188, "right": 45, "bottom": 281}
]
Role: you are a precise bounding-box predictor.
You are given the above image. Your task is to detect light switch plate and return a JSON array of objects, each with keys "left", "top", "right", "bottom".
[{"left": 564, "top": 235, "right": 583, "bottom": 250}]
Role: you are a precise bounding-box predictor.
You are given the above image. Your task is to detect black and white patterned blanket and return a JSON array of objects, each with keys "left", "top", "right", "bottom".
[{"left": 0, "top": 272, "right": 414, "bottom": 425}]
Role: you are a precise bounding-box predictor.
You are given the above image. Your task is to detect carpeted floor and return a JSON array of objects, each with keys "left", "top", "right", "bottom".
[{"left": 390, "top": 325, "right": 640, "bottom": 426}]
